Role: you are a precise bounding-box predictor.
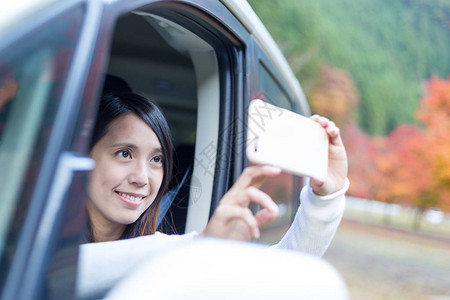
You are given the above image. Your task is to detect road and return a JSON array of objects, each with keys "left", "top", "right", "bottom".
[{"left": 324, "top": 219, "right": 450, "bottom": 300}]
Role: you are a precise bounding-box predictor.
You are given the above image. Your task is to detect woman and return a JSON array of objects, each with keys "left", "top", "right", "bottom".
[
  {"left": 85, "top": 90, "right": 348, "bottom": 245},
  {"left": 77, "top": 90, "right": 349, "bottom": 298},
  {"left": 86, "top": 91, "right": 173, "bottom": 242}
]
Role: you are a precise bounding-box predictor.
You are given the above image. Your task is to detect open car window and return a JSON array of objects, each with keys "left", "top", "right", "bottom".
[{"left": 105, "top": 10, "right": 221, "bottom": 234}]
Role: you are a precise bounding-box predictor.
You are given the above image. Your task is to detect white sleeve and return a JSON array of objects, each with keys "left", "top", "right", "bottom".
[
  {"left": 272, "top": 178, "right": 349, "bottom": 256},
  {"left": 76, "top": 231, "right": 198, "bottom": 300}
]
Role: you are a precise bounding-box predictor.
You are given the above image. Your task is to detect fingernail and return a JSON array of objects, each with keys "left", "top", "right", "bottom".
[
  {"left": 270, "top": 203, "right": 279, "bottom": 214},
  {"left": 254, "top": 228, "right": 260, "bottom": 239}
]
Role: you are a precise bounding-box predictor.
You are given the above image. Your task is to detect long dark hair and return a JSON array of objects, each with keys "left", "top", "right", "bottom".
[{"left": 88, "top": 91, "right": 173, "bottom": 241}]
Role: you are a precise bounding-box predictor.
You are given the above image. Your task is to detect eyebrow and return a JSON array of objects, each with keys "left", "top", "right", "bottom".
[
  {"left": 111, "top": 143, "right": 137, "bottom": 149},
  {"left": 111, "top": 143, "right": 163, "bottom": 153}
]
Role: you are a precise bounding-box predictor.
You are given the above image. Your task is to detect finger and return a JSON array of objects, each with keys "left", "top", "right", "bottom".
[
  {"left": 254, "top": 208, "right": 278, "bottom": 227},
  {"left": 215, "top": 205, "right": 261, "bottom": 239},
  {"left": 325, "top": 121, "right": 342, "bottom": 144},
  {"left": 310, "top": 114, "right": 321, "bottom": 122},
  {"left": 311, "top": 115, "right": 330, "bottom": 127},
  {"left": 311, "top": 115, "right": 343, "bottom": 146},
  {"left": 243, "top": 187, "right": 279, "bottom": 214},
  {"left": 328, "top": 126, "right": 345, "bottom": 148},
  {"left": 325, "top": 121, "right": 337, "bottom": 136},
  {"left": 232, "top": 165, "right": 281, "bottom": 190}
]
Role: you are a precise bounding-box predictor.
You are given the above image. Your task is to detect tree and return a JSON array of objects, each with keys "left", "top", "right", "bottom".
[
  {"left": 373, "top": 126, "right": 430, "bottom": 201},
  {"left": 308, "top": 65, "right": 378, "bottom": 199},
  {"left": 249, "top": 0, "right": 450, "bottom": 135},
  {"left": 309, "top": 65, "right": 359, "bottom": 128},
  {"left": 415, "top": 76, "right": 450, "bottom": 213},
  {"left": 341, "top": 123, "right": 378, "bottom": 199},
  {"left": 370, "top": 77, "right": 450, "bottom": 229}
]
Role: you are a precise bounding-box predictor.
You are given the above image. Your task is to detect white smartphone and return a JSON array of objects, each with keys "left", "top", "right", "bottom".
[{"left": 246, "top": 99, "right": 329, "bottom": 182}]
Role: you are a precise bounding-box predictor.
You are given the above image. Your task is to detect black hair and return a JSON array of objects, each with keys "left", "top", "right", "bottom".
[
  {"left": 102, "top": 74, "right": 132, "bottom": 95},
  {"left": 88, "top": 91, "right": 173, "bottom": 241}
]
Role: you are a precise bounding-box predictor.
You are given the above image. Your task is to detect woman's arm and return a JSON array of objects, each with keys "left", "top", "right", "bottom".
[
  {"left": 272, "top": 178, "right": 349, "bottom": 256},
  {"left": 271, "top": 115, "right": 349, "bottom": 256},
  {"left": 202, "top": 115, "right": 349, "bottom": 253}
]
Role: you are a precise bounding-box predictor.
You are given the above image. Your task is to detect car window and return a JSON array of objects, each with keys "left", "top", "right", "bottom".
[
  {"left": 0, "top": 7, "right": 83, "bottom": 289},
  {"left": 253, "top": 57, "right": 302, "bottom": 242},
  {"left": 258, "top": 62, "right": 293, "bottom": 110},
  {"left": 104, "top": 10, "right": 221, "bottom": 234}
]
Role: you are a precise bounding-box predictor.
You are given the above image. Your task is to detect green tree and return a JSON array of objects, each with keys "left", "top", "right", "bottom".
[
  {"left": 248, "top": 0, "right": 321, "bottom": 92},
  {"left": 249, "top": 0, "right": 450, "bottom": 135}
]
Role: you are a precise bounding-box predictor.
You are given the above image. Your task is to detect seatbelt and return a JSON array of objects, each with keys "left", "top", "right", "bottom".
[{"left": 157, "top": 164, "right": 192, "bottom": 226}]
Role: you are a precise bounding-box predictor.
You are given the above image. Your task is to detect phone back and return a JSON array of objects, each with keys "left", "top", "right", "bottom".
[{"left": 247, "top": 100, "right": 329, "bottom": 181}]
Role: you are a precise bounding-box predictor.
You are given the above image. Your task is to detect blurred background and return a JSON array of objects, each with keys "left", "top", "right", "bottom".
[{"left": 248, "top": 0, "right": 450, "bottom": 299}]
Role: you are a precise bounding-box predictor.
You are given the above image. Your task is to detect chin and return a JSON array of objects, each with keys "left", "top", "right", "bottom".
[{"left": 114, "top": 214, "right": 142, "bottom": 225}]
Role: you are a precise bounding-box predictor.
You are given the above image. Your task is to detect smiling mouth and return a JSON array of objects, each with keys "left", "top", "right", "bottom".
[{"left": 115, "top": 191, "right": 147, "bottom": 202}]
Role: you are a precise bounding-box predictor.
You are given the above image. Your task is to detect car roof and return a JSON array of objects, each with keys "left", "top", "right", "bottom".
[{"left": 0, "top": 0, "right": 310, "bottom": 114}]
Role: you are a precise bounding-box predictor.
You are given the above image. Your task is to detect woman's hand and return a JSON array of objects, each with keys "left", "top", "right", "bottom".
[
  {"left": 201, "top": 165, "right": 281, "bottom": 241},
  {"left": 309, "top": 115, "right": 348, "bottom": 196}
]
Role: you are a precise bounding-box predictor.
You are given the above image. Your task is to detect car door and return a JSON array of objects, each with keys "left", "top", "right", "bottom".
[
  {"left": 1, "top": 0, "right": 310, "bottom": 299},
  {"left": 0, "top": 1, "right": 103, "bottom": 299}
]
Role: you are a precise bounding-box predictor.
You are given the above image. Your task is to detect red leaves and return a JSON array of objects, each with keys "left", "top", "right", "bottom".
[
  {"left": 311, "top": 72, "right": 450, "bottom": 212},
  {"left": 369, "top": 77, "right": 450, "bottom": 212}
]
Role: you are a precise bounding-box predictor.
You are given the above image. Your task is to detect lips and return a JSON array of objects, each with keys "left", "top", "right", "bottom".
[{"left": 115, "top": 191, "right": 147, "bottom": 207}]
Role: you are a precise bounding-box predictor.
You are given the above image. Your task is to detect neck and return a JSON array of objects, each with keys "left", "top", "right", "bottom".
[{"left": 91, "top": 220, "right": 125, "bottom": 242}]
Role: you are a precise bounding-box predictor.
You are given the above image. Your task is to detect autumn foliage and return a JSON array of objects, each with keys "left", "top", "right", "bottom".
[
  {"left": 310, "top": 67, "right": 450, "bottom": 213},
  {"left": 310, "top": 65, "right": 359, "bottom": 128},
  {"left": 414, "top": 77, "right": 450, "bottom": 211},
  {"left": 372, "top": 76, "right": 450, "bottom": 212}
]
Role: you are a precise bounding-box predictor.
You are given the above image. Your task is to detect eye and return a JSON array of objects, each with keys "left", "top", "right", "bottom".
[
  {"left": 117, "top": 150, "right": 132, "bottom": 159},
  {"left": 151, "top": 155, "right": 163, "bottom": 164}
]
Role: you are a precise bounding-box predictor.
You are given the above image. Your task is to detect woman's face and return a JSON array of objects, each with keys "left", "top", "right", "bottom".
[{"left": 88, "top": 113, "right": 164, "bottom": 231}]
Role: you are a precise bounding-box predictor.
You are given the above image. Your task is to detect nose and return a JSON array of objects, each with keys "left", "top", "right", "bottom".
[{"left": 128, "top": 161, "right": 149, "bottom": 187}]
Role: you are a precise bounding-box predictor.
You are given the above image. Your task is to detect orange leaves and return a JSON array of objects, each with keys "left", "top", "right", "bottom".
[
  {"left": 311, "top": 73, "right": 450, "bottom": 212},
  {"left": 368, "top": 77, "right": 450, "bottom": 211},
  {"left": 310, "top": 65, "right": 359, "bottom": 127},
  {"left": 373, "top": 77, "right": 450, "bottom": 211},
  {"left": 374, "top": 125, "right": 431, "bottom": 205},
  {"left": 416, "top": 76, "right": 450, "bottom": 130},
  {"left": 418, "top": 77, "right": 450, "bottom": 211}
]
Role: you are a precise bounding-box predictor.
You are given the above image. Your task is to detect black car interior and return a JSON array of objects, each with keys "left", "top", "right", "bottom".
[{"left": 104, "top": 12, "right": 201, "bottom": 234}]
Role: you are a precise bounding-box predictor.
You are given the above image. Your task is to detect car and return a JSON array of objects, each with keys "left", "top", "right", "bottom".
[{"left": 0, "top": 0, "right": 313, "bottom": 299}]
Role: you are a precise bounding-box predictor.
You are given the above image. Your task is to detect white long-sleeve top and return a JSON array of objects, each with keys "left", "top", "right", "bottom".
[
  {"left": 77, "top": 180, "right": 349, "bottom": 299},
  {"left": 272, "top": 178, "right": 349, "bottom": 255}
]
